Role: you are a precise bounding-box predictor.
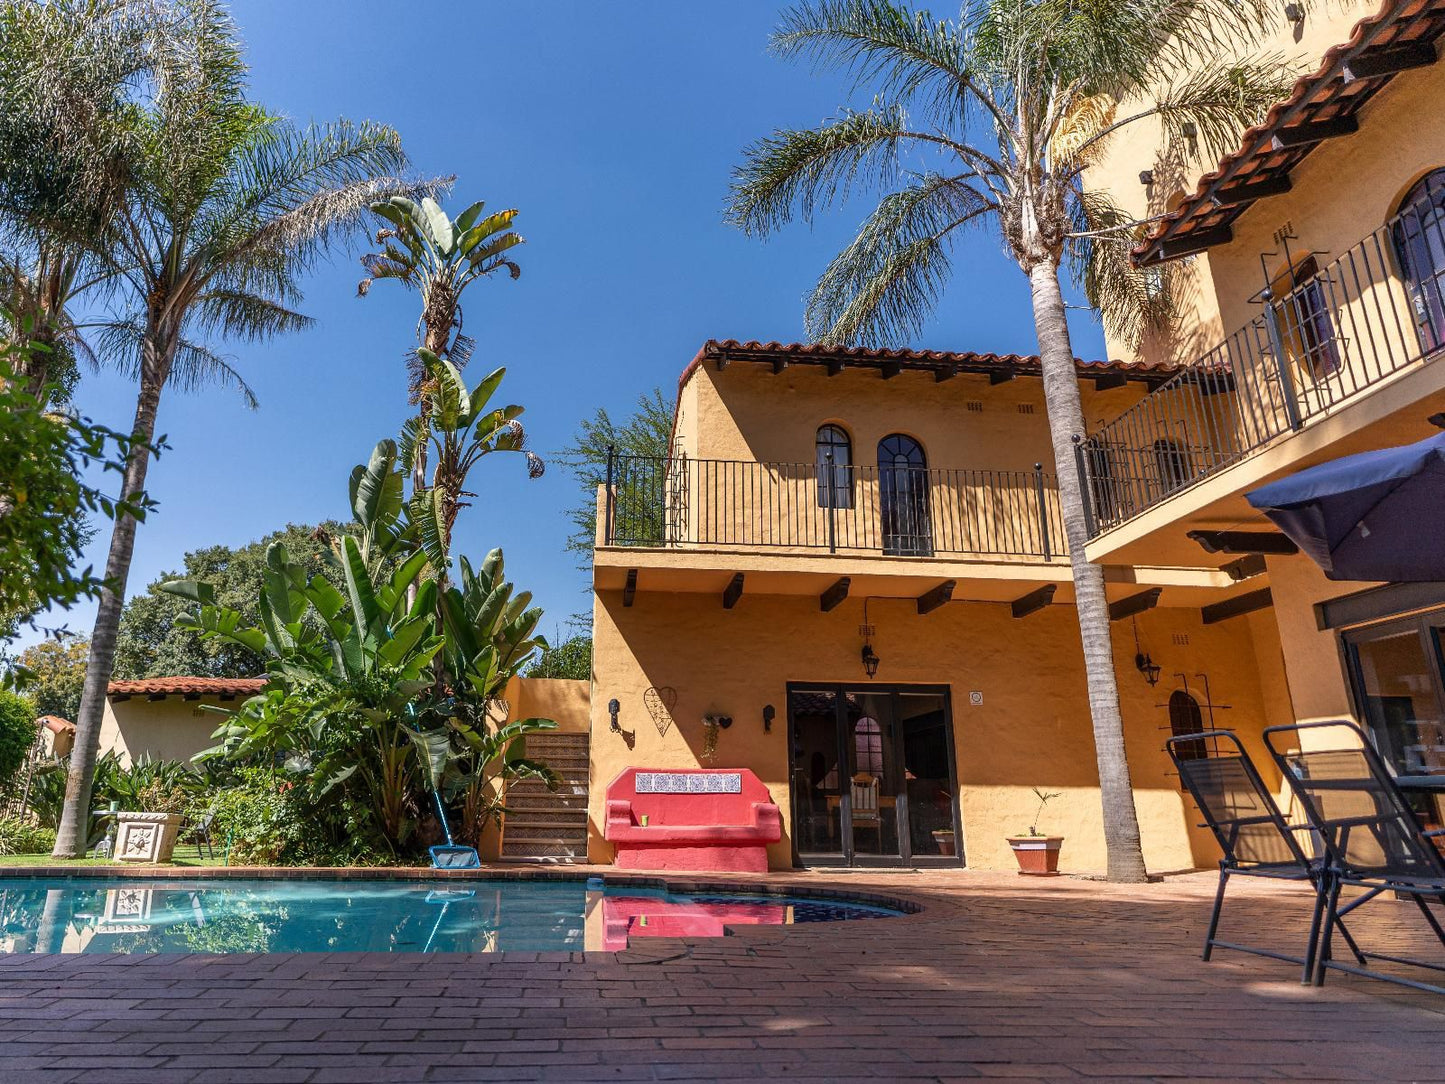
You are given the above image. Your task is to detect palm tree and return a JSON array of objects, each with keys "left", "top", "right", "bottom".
[
  {"left": 21, "top": 1, "right": 428, "bottom": 858},
  {"left": 727, "top": 0, "right": 1299, "bottom": 881},
  {"left": 358, "top": 196, "right": 524, "bottom": 496}
]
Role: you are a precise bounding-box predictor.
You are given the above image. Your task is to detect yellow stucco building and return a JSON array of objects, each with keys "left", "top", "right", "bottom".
[{"left": 576, "top": 0, "right": 1445, "bottom": 874}]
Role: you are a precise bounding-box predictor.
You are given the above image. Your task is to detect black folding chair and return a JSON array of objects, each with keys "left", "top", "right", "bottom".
[
  {"left": 185, "top": 809, "right": 216, "bottom": 860},
  {"left": 1167, "top": 729, "right": 1363, "bottom": 983},
  {"left": 1265, "top": 720, "right": 1445, "bottom": 994}
]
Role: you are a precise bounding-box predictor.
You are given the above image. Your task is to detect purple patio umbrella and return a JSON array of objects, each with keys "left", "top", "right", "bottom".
[{"left": 1245, "top": 431, "right": 1445, "bottom": 582}]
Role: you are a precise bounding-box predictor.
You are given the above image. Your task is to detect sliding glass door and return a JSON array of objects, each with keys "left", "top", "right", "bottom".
[
  {"left": 1342, "top": 610, "right": 1445, "bottom": 840},
  {"left": 787, "top": 684, "right": 961, "bottom": 867}
]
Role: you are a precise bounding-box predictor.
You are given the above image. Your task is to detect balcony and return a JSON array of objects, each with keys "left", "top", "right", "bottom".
[
  {"left": 1080, "top": 203, "right": 1445, "bottom": 538},
  {"left": 601, "top": 453, "right": 1067, "bottom": 563}
]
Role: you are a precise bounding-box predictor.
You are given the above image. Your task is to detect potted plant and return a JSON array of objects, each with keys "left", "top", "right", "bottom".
[
  {"left": 1007, "top": 788, "right": 1064, "bottom": 875},
  {"left": 931, "top": 827, "right": 956, "bottom": 856}
]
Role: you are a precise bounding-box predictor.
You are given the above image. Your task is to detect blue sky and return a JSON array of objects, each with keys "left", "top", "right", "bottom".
[{"left": 19, "top": 0, "right": 1107, "bottom": 652}]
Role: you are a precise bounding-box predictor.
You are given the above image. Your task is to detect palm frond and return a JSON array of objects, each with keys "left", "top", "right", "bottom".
[
  {"left": 192, "top": 288, "right": 313, "bottom": 342},
  {"left": 169, "top": 338, "right": 259, "bottom": 408},
  {"left": 806, "top": 171, "right": 994, "bottom": 345},
  {"left": 1067, "top": 188, "right": 1176, "bottom": 350},
  {"left": 728, "top": 105, "right": 949, "bottom": 236}
]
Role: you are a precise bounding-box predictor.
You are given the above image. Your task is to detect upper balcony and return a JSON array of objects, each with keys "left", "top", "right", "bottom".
[
  {"left": 601, "top": 452, "right": 1066, "bottom": 562},
  {"left": 1080, "top": 196, "right": 1445, "bottom": 564}
]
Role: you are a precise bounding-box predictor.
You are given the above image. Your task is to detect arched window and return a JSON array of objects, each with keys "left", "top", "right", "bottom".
[
  {"left": 1392, "top": 169, "right": 1445, "bottom": 354},
  {"left": 815, "top": 424, "right": 853, "bottom": 509},
  {"left": 1169, "top": 690, "right": 1206, "bottom": 788},
  {"left": 854, "top": 716, "right": 884, "bottom": 776},
  {"left": 1153, "top": 438, "right": 1192, "bottom": 494},
  {"left": 878, "top": 434, "right": 931, "bottom": 556},
  {"left": 1270, "top": 254, "right": 1339, "bottom": 378}
]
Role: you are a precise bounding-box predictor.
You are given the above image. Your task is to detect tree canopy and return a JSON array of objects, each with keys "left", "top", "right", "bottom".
[
  {"left": 10, "top": 637, "right": 88, "bottom": 723},
  {"left": 113, "top": 524, "right": 342, "bottom": 680}
]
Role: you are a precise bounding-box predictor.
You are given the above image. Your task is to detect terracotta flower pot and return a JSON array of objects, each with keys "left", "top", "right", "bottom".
[
  {"left": 931, "top": 830, "right": 956, "bottom": 856},
  {"left": 1007, "top": 835, "right": 1063, "bottom": 876}
]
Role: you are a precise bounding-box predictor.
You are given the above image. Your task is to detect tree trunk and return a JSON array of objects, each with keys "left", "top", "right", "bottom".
[
  {"left": 51, "top": 362, "right": 166, "bottom": 858},
  {"left": 1027, "top": 258, "right": 1150, "bottom": 884}
]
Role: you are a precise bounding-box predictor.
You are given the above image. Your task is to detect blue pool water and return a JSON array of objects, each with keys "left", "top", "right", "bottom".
[{"left": 0, "top": 878, "right": 901, "bottom": 954}]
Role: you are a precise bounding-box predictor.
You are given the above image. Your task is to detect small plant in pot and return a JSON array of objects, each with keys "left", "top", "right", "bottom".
[{"left": 1007, "top": 788, "right": 1064, "bottom": 876}]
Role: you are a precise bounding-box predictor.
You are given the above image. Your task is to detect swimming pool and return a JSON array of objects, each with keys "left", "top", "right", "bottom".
[{"left": 0, "top": 878, "right": 902, "bottom": 954}]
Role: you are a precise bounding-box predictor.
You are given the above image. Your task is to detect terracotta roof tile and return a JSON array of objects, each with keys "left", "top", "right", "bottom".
[
  {"left": 1134, "top": 0, "right": 1445, "bottom": 264},
  {"left": 678, "top": 339, "right": 1177, "bottom": 396},
  {"left": 107, "top": 676, "right": 267, "bottom": 698}
]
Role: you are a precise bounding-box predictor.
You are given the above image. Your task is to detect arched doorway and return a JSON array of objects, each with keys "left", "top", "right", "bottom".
[
  {"left": 1392, "top": 169, "right": 1445, "bottom": 354},
  {"left": 1168, "top": 690, "right": 1206, "bottom": 788},
  {"left": 878, "top": 434, "right": 931, "bottom": 556}
]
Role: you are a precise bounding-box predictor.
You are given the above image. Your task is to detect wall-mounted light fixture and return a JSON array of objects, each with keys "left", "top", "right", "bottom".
[
  {"left": 1180, "top": 121, "right": 1198, "bottom": 140},
  {"left": 860, "top": 598, "right": 880, "bottom": 678},
  {"left": 1138, "top": 169, "right": 1155, "bottom": 187},
  {"left": 861, "top": 644, "right": 881, "bottom": 679},
  {"left": 1284, "top": 3, "right": 1304, "bottom": 24},
  {"left": 607, "top": 698, "right": 621, "bottom": 732},
  {"left": 1135, "top": 652, "right": 1162, "bottom": 687},
  {"left": 762, "top": 704, "right": 775, "bottom": 733},
  {"left": 1131, "top": 617, "right": 1160, "bottom": 686}
]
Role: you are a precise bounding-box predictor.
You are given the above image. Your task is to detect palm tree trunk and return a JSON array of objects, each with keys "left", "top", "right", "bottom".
[
  {"left": 50, "top": 367, "right": 166, "bottom": 858},
  {"left": 1027, "top": 258, "right": 1150, "bottom": 884}
]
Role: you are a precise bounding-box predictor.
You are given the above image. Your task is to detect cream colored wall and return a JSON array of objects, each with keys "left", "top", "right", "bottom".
[
  {"left": 1084, "top": 0, "right": 1384, "bottom": 367},
  {"left": 686, "top": 363, "right": 1152, "bottom": 467},
  {"left": 98, "top": 697, "right": 229, "bottom": 767},
  {"left": 504, "top": 677, "right": 591, "bottom": 734},
  {"left": 588, "top": 585, "right": 1292, "bottom": 873}
]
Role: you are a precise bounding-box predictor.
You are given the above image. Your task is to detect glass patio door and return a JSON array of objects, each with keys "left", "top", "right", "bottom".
[{"left": 788, "top": 684, "right": 960, "bottom": 867}]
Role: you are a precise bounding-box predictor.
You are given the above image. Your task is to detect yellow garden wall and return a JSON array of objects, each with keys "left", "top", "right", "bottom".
[
  {"left": 503, "top": 676, "right": 591, "bottom": 733},
  {"left": 587, "top": 585, "right": 1293, "bottom": 873}
]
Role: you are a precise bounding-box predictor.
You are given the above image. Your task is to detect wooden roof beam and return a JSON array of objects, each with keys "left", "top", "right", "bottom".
[
  {"left": 1010, "top": 584, "right": 1056, "bottom": 619},
  {"left": 1109, "top": 587, "right": 1163, "bottom": 622},
  {"left": 917, "top": 579, "right": 956, "bottom": 615},
  {"left": 1188, "top": 530, "right": 1299, "bottom": 556},
  {"left": 1210, "top": 174, "right": 1293, "bottom": 206},
  {"left": 935, "top": 364, "right": 958, "bottom": 383},
  {"left": 1222, "top": 553, "right": 1268, "bottom": 582},
  {"left": 1157, "top": 225, "right": 1234, "bottom": 260},
  {"left": 771, "top": 359, "right": 788, "bottom": 374},
  {"left": 820, "top": 577, "right": 851, "bottom": 613},
  {"left": 1202, "top": 587, "right": 1273, "bottom": 625},
  {"left": 827, "top": 359, "right": 844, "bottom": 377},
  {"left": 1271, "top": 114, "right": 1359, "bottom": 149},
  {"left": 722, "top": 573, "right": 745, "bottom": 610},
  {"left": 623, "top": 568, "right": 637, "bottom": 608},
  {"left": 1093, "top": 372, "right": 1128, "bottom": 391},
  {"left": 1344, "top": 40, "right": 1438, "bottom": 82},
  {"left": 988, "top": 366, "right": 1015, "bottom": 385},
  {"left": 880, "top": 361, "right": 902, "bottom": 380}
]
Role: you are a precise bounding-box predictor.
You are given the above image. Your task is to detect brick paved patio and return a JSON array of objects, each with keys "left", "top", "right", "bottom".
[{"left": 0, "top": 867, "right": 1441, "bottom": 1082}]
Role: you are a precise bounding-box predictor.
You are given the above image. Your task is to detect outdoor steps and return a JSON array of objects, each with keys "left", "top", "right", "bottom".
[{"left": 500, "top": 732, "right": 590, "bottom": 863}]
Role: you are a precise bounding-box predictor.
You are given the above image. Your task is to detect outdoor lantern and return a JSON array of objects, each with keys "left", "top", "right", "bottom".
[
  {"left": 1135, "top": 652, "right": 1162, "bottom": 687},
  {"left": 861, "top": 644, "right": 881, "bottom": 678},
  {"left": 762, "top": 704, "right": 775, "bottom": 733},
  {"left": 1138, "top": 169, "right": 1154, "bottom": 187},
  {"left": 608, "top": 698, "right": 621, "bottom": 732}
]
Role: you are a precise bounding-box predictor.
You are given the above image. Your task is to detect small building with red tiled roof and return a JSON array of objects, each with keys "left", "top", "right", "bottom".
[{"left": 99, "top": 676, "right": 266, "bottom": 766}]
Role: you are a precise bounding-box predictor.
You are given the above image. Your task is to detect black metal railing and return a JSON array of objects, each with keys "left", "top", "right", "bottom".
[
  {"left": 602, "top": 452, "right": 1067, "bottom": 560},
  {"left": 1080, "top": 204, "right": 1445, "bottom": 534}
]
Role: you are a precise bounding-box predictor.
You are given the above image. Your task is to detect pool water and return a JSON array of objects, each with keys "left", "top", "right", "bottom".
[{"left": 0, "top": 878, "right": 901, "bottom": 954}]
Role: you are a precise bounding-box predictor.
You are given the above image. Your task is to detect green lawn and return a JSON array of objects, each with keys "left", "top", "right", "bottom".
[{"left": 0, "top": 853, "right": 229, "bottom": 868}]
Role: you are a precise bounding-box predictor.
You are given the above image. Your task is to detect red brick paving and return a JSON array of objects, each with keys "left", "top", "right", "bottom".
[{"left": 0, "top": 868, "right": 1441, "bottom": 1082}]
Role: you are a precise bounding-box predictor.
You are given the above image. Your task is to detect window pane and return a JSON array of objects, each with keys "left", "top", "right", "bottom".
[{"left": 1351, "top": 627, "right": 1445, "bottom": 779}]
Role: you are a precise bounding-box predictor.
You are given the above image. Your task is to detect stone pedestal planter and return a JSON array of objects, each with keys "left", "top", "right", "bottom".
[{"left": 114, "top": 813, "right": 183, "bottom": 863}]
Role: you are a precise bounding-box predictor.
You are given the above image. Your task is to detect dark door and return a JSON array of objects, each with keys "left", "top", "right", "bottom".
[
  {"left": 787, "top": 684, "right": 960, "bottom": 867},
  {"left": 879, "top": 434, "right": 931, "bottom": 556},
  {"left": 1393, "top": 170, "right": 1445, "bottom": 354}
]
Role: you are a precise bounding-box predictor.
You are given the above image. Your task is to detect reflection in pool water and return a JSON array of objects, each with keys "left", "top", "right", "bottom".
[{"left": 0, "top": 879, "right": 899, "bottom": 954}]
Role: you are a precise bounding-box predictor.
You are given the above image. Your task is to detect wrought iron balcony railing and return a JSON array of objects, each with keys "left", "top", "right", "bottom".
[
  {"left": 602, "top": 452, "right": 1067, "bottom": 561},
  {"left": 1079, "top": 200, "right": 1445, "bottom": 535}
]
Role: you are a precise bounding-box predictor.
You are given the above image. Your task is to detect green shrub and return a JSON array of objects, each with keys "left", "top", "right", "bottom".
[
  {"left": 0, "top": 689, "right": 37, "bottom": 792},
  {"left": 0, "top": 815, "right": 56, "bottom": 855},
  {"left": 194, "top": 769, "right": 306, "bottom": 865}
]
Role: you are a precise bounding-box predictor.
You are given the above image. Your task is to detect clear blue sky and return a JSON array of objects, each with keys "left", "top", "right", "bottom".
[{"left": 19, "top": 0, "right": 1108, "bottom": 652}]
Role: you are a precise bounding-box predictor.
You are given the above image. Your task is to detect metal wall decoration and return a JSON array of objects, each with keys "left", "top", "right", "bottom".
[{"left": 644, "top": 686, "right": 677, "bottom": 738}]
